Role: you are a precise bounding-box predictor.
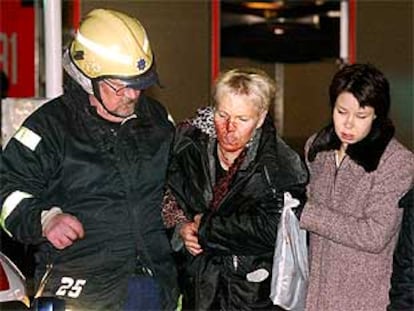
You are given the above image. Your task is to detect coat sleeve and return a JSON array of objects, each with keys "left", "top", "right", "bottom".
[
  {"left": 300, "top": 146, "right": 413, "bottom": 254},
  {"left": 1, "top": 104, "right": 62, "bottom": 244},
  {"left": 388, "top": 188, "right": 414, "bottom": 311},
  {"left": 161, "top": 188, "right": 189, "bottom": 229}
]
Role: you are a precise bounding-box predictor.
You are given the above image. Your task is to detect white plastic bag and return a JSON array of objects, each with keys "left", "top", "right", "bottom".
[{"left": 270, "top": 192, "right": 309, "bottom": 311}]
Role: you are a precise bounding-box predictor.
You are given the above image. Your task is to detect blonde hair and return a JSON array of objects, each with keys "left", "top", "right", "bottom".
[{"left": 212, "top": 68, "right": 276, "bottom": 112}]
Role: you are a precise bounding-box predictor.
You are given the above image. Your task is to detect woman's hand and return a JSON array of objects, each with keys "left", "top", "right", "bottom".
[{"left": 179, "top": 216, "right": 203, "bottom": 256}]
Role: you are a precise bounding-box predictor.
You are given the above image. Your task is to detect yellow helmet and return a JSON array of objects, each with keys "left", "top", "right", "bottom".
[{"left": 69, "top": 8, "right": 158, "bottom": 89}]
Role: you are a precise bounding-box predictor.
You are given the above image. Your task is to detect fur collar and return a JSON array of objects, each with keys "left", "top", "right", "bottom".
[{"left": 308, "top": 119, "right": 395, "bottom": 172}]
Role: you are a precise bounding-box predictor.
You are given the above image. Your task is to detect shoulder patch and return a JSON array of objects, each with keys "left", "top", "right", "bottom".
[{"left": 13, "top": 126, "right": 42, "bottom": 151}]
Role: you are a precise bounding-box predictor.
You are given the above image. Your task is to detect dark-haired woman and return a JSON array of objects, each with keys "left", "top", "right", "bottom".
[{"left": 299, "top": 63, "right": 414, "bottom": 311}]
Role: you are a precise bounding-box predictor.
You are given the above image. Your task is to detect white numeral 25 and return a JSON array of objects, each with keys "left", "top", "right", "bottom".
[{"left": 55, "top": 277, "right": 87, "bottom": 298}]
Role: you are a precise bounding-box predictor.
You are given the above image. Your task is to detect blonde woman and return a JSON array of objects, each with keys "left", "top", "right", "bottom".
[{"left": 163, "top": 68, "right": 308, "bottom": 310}]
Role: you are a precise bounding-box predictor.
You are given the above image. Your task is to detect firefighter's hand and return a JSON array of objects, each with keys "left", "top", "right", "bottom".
[
  {"left": 43, "top": 213, "right": 85, "bottom": 250},
  {"left": 179, "top": 221, "right": 203, "bottom": 256}
]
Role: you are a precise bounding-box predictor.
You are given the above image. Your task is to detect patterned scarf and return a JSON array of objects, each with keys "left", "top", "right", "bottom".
[{"left": 209, "top": 148, "right": 247, "bottom": 211}]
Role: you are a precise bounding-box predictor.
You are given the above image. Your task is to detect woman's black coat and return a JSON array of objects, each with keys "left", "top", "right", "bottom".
[{"left": 167, "top": 108, "right": 308, "bottom": 310}]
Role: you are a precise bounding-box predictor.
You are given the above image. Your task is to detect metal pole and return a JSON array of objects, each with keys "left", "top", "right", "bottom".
[
  {"left": 44, "top": 0, "right": 62, "bottom": 98},
  {"left": 340, "top": 0, "right": 349, "bottom": 64},
  {"left": 274, "top": 63, "right": 284, "bottom": 136}
]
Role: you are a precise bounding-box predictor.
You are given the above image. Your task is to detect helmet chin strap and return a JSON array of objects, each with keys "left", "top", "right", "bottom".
[{"left": 91, "top": 79, "right": 134, "bottom": 119}]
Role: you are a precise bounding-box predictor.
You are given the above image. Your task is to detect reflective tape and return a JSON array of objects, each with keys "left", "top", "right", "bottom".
[
  {"left": 13, "top": 126, "right": 42, "bottom": 151},
  {"left": 1, "top": 190, "right": 34, "bottom": 236}
]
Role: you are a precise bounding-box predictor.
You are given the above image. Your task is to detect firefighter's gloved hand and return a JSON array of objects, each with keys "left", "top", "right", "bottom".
[{"left": 41, "top": 207, "right": 84, "bottom": 249}]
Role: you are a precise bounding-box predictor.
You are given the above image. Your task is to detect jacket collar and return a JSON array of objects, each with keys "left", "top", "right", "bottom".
[{"left": 308, "top": 119, "right": 395, "bottom": 172}]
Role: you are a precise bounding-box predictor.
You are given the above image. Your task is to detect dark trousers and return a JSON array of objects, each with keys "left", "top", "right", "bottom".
[{"left": 123, "top": 276, "right": 161, "bottom": 311}]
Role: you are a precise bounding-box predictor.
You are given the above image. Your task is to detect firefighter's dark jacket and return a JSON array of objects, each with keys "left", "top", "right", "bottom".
[
  {"left": 167, "top": 108, "right": 309, "bottom": 310},
  {"left": 0, "top": 79, "right": 178, "bottom": 310},
  {"left": 388, "top": 187, "right": 414, "bottom": 311}
]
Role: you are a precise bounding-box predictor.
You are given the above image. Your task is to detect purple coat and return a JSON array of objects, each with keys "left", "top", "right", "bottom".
[{"left": 301, "top": 137, "right": 414, "bottom": 311}]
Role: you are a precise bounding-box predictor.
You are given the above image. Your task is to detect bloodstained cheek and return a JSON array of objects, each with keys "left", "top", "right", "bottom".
[{"left": 214, "top": 119, "right": 226, "bottom": 138}]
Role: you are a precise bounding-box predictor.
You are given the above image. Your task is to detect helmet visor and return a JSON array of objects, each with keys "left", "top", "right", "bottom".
[{"left": 119, "top": 63, "right": 159, "bottom": 90}]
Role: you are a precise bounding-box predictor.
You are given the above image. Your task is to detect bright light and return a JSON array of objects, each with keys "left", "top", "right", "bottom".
[
  {"left": 274, "top": 28, "right": 285, "bottom": 35},
  {"left": 243, "top": 1, "right": 283, "bottom": 10}
]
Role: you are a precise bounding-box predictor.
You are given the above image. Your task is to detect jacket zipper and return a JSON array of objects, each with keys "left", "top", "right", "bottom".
[{"left": 232, "top": 255, "right": 238, "bottom": 271}]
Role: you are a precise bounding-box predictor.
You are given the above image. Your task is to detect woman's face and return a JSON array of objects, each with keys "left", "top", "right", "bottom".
[
  {"left": 214, "top": 93, "right": 267, "bottom": 153},
  {"left": 333, "top": 92, "right": 376, "bottom": 150}
]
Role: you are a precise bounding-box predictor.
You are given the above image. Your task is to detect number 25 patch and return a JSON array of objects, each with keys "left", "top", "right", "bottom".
[{"left": 55, "top": 277, "right": 87, "bottom": 298}]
